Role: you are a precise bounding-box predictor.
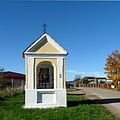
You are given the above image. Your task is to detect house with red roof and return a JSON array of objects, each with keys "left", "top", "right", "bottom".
[{"left": 0, "top": 71, "right": 25, "bottom": 89}]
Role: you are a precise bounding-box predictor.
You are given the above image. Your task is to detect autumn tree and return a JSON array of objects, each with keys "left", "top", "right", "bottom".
[{"left": 104, "top": 50, "right": 120, "bottom": 87}]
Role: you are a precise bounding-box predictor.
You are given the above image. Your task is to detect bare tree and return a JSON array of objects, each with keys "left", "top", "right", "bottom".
[
  {"left": 0, "top": 67, "right": 5, "bottom": 72},
  {"left": 74, "top": 74, "right": 81, "bottom": 80}
]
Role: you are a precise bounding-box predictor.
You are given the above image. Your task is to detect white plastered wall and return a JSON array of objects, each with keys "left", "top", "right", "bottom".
[{"left": 24, "top": 54, "right": 67, "bottom": 108}]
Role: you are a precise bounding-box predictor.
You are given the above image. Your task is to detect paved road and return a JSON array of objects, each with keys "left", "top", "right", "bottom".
[{"left": 80, "top": 87, "right": 120, "bottom": 117}]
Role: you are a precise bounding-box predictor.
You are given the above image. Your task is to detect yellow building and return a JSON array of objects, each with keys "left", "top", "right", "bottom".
[{"left": 23, "top": 32, "right": 68, "bottom": 108}]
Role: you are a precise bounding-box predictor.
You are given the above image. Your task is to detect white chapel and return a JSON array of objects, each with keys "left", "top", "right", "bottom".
[{"left": 23, "top": 28, "right": 68, "bottom": 108}]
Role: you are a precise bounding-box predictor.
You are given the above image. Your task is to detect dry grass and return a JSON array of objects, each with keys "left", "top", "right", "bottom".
[
  {"left": 112, "top": 87, "right": 120, "bottom": 91},
  {"left": 0, "top": 87, "right": 24, "bottom": 99}
]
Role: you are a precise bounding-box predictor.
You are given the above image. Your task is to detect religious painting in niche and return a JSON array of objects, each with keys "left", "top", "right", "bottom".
[{"left": 37, "top": 62, "right": 54, "bottom": 89}]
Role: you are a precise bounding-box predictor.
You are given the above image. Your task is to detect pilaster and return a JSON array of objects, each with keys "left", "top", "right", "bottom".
[
  {"left": 57, "top": 57, "right": 63, "bottom": 89},
  {"left": 28, "top": 57, "right": 34, "bottom": 89}
]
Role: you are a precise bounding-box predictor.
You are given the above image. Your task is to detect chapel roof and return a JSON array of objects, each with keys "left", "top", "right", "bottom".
[{"left": 23, "top": 32, "right": 68, "bottom": 58}]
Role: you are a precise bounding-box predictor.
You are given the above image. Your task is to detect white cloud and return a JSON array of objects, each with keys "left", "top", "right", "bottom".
[{"left": 66, "top": 69, "right": 106, "bottom": 77}]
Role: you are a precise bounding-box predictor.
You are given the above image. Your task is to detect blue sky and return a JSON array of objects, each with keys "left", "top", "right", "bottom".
[{"left": 0, "top": 1, "right": 120, "bottom": 81}]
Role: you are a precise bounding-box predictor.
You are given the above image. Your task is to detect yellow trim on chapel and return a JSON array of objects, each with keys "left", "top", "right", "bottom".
[{"left": 34, "top": 58, "right": 58, "bottom": 89}]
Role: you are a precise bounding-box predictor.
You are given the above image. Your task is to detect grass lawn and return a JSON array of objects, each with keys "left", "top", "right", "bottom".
[{"left": 0, "top": 94, "right": 120, "bottom": 120}]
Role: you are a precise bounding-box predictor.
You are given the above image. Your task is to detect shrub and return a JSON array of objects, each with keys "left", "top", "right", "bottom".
[{"left": 0, "top": 87, "right": 24, "bottom": 99}]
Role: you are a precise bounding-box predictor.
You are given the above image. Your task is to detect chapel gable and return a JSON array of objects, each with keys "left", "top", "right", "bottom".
[{"left": 30, "top": 39, "right": 61, "bottom": 53}]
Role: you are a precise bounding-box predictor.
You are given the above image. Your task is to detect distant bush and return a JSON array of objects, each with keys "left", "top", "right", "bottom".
[{"left": 0, "top": 87, "right": 24, "bottom": 99}]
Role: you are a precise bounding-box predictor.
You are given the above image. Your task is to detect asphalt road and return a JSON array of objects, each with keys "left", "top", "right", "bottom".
[{"left": 80, "top": 87, "right": 120, "bottom": 118}]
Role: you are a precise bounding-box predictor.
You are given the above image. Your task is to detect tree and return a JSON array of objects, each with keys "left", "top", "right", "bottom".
[
  {"left": 82, "top": 79, "right": 90, "bottom": 84},
  {"left": 104, "top": 50, "right": 120, "bottom": 87},
  {"left": 74, "top": 74, "right": 81, "bottom": 80},
  {"left": 74, "top": 74, "right": 82, "bottom": 87},
  {"left": 0, "top": 67, "right": 4, "bottom": 72}
]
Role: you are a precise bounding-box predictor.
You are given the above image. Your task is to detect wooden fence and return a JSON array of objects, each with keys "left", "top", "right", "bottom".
[{"left": 80, "top": 83, "right": 112, "bottom": 88}]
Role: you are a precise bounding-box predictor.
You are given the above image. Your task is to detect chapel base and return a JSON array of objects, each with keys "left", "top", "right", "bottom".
[{"left": 24, "top": 89, "right": 67, "bottom": 108}]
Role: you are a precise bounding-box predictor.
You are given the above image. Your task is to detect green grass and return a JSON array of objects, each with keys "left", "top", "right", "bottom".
[
  {"left": 0, "top": 94, "right": 120, "bottom": 120},
  {"left": 67, "top": 89, "right": 78, "bottom": 92}
]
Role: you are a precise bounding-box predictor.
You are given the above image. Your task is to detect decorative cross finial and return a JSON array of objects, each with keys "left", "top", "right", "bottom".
[{"left": 42, "top": 24, "right": 47, "bottom": 33}]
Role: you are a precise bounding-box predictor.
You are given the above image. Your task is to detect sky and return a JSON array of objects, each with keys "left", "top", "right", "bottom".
[{"left": 0, "top": 1, "right": 120, "bottom": 81}]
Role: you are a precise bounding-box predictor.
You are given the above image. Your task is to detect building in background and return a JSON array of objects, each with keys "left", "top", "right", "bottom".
[
  {"left": 79, "top": 77, "right": 107, "bottom": 84},
  {"left": 66, "top": 81, "right": 74, "bottom": 88},
  {"left": 0, "top": 71, "right": 25, "bottom": 89},
  {"left": 67, "top": 76, "right": 110, "bottom": 88}
]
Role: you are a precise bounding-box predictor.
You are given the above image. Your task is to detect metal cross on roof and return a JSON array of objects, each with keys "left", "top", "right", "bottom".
[{"left": 42, "top": 24, "right": 47, "bottom": 33}]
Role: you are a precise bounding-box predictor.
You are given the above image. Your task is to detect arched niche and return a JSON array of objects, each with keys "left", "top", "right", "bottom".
[{"left": 36, "top": 61, "right": 54, "bottom": 89}]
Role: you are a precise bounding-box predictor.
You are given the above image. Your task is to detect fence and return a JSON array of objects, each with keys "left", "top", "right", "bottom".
[{"left": 80, "top": 83, "right": 112, "bottom": 88}]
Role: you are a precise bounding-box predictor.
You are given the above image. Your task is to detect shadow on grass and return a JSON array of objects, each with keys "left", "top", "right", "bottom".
[
  {"left": 93, "top": 98, "right": 120, "bottom": 104},
  {"left": 0, "top": 97, "right": 5, "bottom": 101},
  {"left": 67, "top": 98, "right": 120, "bottom": 107},
  {"left": 67, "top": 100, "right": 92, "bottom": 107}
]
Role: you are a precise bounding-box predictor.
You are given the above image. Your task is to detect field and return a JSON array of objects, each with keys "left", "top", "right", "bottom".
[{"left": 0, "top": 94, "right": 119, "bottom": 120}]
